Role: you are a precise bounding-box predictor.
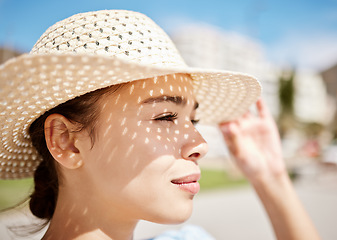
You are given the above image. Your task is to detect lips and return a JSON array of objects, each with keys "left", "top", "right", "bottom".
[{"left": 171, "top": 173, "right": 201, "bottom": 195}]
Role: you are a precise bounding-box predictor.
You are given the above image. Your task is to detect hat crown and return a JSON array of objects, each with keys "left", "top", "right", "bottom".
[{"left": 31, "top": 10, "right": 187, "bottom": 68}]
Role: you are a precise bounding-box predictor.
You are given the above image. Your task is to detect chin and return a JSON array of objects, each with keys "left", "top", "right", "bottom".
[{"left": 148, "top": 202, "right": 194, "bottom": 225}]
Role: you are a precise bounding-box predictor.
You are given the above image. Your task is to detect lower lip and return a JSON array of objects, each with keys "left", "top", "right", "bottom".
[{"left": 173, "top": 182, "right": 200, "bottom": 195}]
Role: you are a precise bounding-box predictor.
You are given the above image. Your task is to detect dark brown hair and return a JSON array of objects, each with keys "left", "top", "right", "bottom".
[{"left": 28, "top": 84, "right": 123, "bottom": 220}]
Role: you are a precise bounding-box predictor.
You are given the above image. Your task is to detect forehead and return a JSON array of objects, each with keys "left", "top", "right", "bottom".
[{"left": 121, "top": 73, "right": 195, "bottom": 102}]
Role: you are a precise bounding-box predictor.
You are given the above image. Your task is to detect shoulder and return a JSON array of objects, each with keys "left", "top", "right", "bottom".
[{"left": 150, "top": 225, "right": 215, "bottom": 240}]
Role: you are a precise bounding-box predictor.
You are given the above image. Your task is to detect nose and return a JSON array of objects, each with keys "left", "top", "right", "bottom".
[{"left": 181, "top": 129, "right": 209, "bottom": 162}]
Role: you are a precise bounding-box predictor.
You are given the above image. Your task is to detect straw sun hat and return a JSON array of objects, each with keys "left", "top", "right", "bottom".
[{"left": 0, "top": 10, "right": 261, "bottom": 179}]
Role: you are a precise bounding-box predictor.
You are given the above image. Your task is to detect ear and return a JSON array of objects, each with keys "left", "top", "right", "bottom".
[{"left": 44, "top": 114, "right": 83, "bottom": 169}]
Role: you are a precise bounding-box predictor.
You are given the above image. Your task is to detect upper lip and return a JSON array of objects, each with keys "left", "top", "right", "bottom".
[{"left": 171, "top": 173, "right": 201, "bottom": 184}]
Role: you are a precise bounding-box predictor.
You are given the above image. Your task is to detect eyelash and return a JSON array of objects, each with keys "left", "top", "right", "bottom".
[
  {"left": 154, "top": 112, "right": 199, "bottom": 125},
  {"left": 154, "top": 112, "right": 178, "bottom": 122},
  {"left": 191, "top": 119, "right": 200, "bottom": 125}
]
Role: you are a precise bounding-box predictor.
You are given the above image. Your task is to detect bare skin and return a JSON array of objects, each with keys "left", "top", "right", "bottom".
[
  {"left": 42, "top": 74, "right": 207, "bottom": 240},
  {"left": 220, "top": 99, "right": 321, "bottom": 240}
]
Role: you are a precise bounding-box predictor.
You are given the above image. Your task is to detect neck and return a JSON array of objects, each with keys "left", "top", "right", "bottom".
[{"left": 42, "top": 187, "right": 138, "bottom": 240}]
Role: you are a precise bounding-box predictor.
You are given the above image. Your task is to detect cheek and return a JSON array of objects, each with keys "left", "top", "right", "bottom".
[{"left": 86, "top": 123, "right": 176, "bottom": 184}]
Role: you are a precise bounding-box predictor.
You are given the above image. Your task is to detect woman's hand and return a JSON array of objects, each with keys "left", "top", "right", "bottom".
[
  {"left": 219, "top": 98, "right": 286, "bottom": 184},
  {"left": 220, "top": 98, "right": 321, "bottom": 240}
]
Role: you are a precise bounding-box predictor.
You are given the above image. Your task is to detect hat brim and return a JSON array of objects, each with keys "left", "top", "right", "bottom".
[{"left": 0, "top": 53, "right": 261, "bottom": 179}]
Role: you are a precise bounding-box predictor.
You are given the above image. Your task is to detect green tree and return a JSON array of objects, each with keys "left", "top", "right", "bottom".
[{"left": 278, "top": 70, "right": 296, "bottom": 137}]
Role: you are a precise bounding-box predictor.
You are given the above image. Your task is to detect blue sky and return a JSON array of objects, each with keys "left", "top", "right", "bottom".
[{"left": 1, "top": 0, "right": 337, "bottom": 71}]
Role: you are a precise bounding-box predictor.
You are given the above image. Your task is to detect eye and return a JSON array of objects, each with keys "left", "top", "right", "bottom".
[
  {"left": 191, "top": 119, "right": 200, "bottom": 126},
  {"left": 153, "top": 112, "right": 178, "bottom": 122}
]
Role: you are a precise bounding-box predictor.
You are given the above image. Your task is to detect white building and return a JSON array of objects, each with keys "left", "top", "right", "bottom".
[
  {"left": 170, "top": 24, "right": 280, "bottom": 117},
  {"left": 294, "top": 70, "right": 331, "bottom": 124}
]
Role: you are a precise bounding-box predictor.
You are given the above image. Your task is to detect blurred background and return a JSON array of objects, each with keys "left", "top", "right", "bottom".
[{"left": 0, "top": 0, "right": 337, "bottom": 239}]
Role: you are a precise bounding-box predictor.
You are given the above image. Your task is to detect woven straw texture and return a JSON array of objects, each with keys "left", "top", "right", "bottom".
[{"left": 0, "top": 10, "right": 261, "bottom": 179}]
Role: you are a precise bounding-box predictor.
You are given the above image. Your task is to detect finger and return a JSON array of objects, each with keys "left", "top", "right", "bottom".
[
  {"left": 256, "top": 98, "right": 271, "bottom": 119},
  {"left": 219, "top": 122, "right": 230, "bottom": 135},
  {"left": 219, "top": 121, "right": 237, "bottom": 133},
  {"left": 222, "top": 129, "right": 239, "bottom": 156},
  {"left": 242, "top": 111, "right": 253, "bottom": 120}
]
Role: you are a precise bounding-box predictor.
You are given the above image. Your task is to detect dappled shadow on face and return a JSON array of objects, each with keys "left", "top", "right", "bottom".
[{"left": 51, "top": 73, "right": 209, "bottom": 239}]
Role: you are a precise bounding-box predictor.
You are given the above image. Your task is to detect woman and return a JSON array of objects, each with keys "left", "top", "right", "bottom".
[{"left": 0, "top": 10, "right": 320, "bottom": 239}]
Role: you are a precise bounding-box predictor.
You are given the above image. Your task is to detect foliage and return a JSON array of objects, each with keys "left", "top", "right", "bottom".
[
  {"left": 199, "top": 168, "right": 248, "bottom": 191},
  {"left": 0, "top": 178, "right": 33, "bottom": 211},
  {"left": 278, "top": 69, "right": 296, "bottom": 136}
]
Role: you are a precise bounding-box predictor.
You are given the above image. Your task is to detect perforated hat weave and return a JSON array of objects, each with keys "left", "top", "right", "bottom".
[{"left": 0, "top": 10, "right": 261, "bottom": 179}]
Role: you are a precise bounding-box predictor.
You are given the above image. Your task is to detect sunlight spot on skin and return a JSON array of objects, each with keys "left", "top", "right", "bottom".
[
  {"left": 184, "top": 86, "right": 187, "bottom": 92},
  {"left": 173, "top": 119, "right": 178, "bottom": 125},
  {"left": 174, "top": 130, "right": 179, "bottom": 134},
  {"left": 153, "top": 76, "right": 158, "bottom": 84},
  {"left": 179, "top": 149, "right": 181, "bottom": 154},
  {"left": 157, "top": 128, "right": 161, "bottom": 133},
  {"left": 104, "top": 125, "right": 112, "bottom": 137},
  {"left": 146, "top": 127, "right": 150, "bottom": 133},
  {"left": 122, "top": 103, "right": 128, "bottom": 112},
  {"left": 178, "top": 86, "right": 182, "bottom": 92},
  {"left": 189, "top": 89, "right": 193, "bottom": 95},
  {"left": 125, "top": 144, "right": 134, "bottom": 157},
  {"left": 101, "top": 102, "right": 108, "bottom": 110},
  {"left": 192, "top": 139, "right": 196, "bottom": 143},
  {"left": 164, "top": 144, "right": 168, "bottom": 150},
  {"left": 149, "top": 120, "right": 153, "bottom": 124},
  {"left": 149, "top": 90, "right": 153, "bottom": 96},
  {"left": 164, "top": 75, "right": 168, "bottom": 82},
  {"left": 169, "top": 85, "right": 173, "bottom": 91},
  {"left": 184, "top": 124, "right": 189, "bottom": 128},
  {"left": 83, "top": 207, "right": 88, "bottom": 215},
  {"left": 107, "top": 112, "right": 113, "bottom": 122},
  {"left": 69, "top": 153, "right": 76, "bottom": 159},
  {"left": 137, "top": 96, "right": 142, "bottom": 103},
  {"left": 142, "top": 82, "right": 146, "bottom": 89},
  {"left": 56, "top": 153, "right": 63, "bottom": 158},
  {"left": 132, "top": 132, "right": 137, "bottom": 140},
  {"left": 137, "top": 121, "right": 142, "bottom": 126},
  {"left": 65, "top": 219, "right": 72, "bottom": 227},
  {"left": 153, "top": 146, "right": 157, "bottom": 152},
  {"left": 137, "top": 105, "right": 143, "bottom": 116},
  {"left": 151, "top": 102, "right": 157, "bottom": 108},
  {"left": 130, "top": 84, "right": 135, "bottom": 94},
  {"left": 122, "top": 127, "right": 128, "bottom": 135},
  {"left": 160, "top": 88, "right": 164, "bottom": 94},
  {"left": 184, "top": 134, "right": 189, "bottom": 139},
  {"left": 166, "top": 128, "right": 170, "bottom": 134},
  {"left": 106, "top": 146, "right": 118, "bottom": 163},
  {"left": 115, "top": 94, "right": 121, "bottom": 105},
  {"left": 75, "top": 225, "right": 80, "bottom": 232},
  {"left": 173, "top": 146, "right": 176, "bottom": 151},
  {"left": 174, "top": 137, "right": 178, "bottom": 142},
  {"left": 75, "top": 161, "right": 82, "bottom": 168},
  {"left": 145, "top": 138, "right": 149, "bottom": 144},
  {"left": 157, "top": 135, "right": 161, "bottom": 140},
  {"left": 166, "top": 137, "right": 171, "bottom": 142},
  {"left": 121, "top": 117, "right": 126, "bottom": 126}
]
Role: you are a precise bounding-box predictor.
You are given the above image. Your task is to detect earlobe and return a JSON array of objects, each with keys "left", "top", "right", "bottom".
[{"left": 44, "top": 114, "right": 83, "bottom": 169}]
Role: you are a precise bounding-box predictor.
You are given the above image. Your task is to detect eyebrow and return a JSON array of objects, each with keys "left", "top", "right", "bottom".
[{"left": 142, "top": 95, "right": 199, "bottom": 110}]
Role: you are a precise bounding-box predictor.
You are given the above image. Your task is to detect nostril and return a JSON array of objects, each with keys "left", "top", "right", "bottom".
[{"left": 189, "top": 153, "right": 200, "bottom": 158}]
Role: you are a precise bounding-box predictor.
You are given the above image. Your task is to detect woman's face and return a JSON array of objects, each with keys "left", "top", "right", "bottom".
[{"left": 78, "top": 73, "right": 208, "bottom": 224}]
